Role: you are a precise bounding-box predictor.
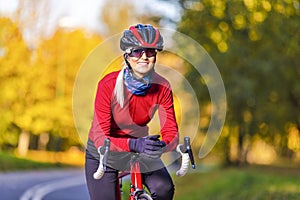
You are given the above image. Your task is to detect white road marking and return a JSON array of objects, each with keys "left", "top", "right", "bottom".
[{"left": 20, "top": 176, "right": 86, "bottom": 200}]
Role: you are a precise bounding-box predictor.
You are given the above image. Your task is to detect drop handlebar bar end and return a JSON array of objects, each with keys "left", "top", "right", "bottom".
[{"left": 176, "top": 137, "right": 196, "bottom": 176}]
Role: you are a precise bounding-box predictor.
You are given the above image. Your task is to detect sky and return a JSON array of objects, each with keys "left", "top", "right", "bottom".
[
  {"left": 0, "top": 0, "right": 181, "bottom": 40},
  {"left": 0, "top": 0, "right": 106, "bottom": 33}
]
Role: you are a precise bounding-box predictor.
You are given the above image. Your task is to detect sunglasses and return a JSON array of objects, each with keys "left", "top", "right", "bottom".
[{"left": 128, "top": 48, "right": 157, "bottom": 58}]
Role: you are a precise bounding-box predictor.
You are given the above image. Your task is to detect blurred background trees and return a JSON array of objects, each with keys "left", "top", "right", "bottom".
[
  {"left": 0, "top": 2, "right": 102, "bottom": 156},
  {"left": 174, "top": 0, "right": 300, "bottom": 165},
  {"left": 0, "top": 0, "right": 299, "bottom": 167}
]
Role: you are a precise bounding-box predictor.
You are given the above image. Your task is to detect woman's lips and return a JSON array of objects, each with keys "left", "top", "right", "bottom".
[{"left": 137, "top": 62, "right": 149, "bottom": 65}]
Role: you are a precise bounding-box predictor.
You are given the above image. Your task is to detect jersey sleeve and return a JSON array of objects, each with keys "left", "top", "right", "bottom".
[
  {"left": 158, "top": 82, "right": 179, "bottom": 151},
  {"left": 90, "top": 78, "right": 130, "bottom": 152}
]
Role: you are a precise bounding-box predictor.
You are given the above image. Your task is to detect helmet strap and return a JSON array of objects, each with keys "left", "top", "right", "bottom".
[{"left": 124, "top": 53, "right": 132, "bottom": 69}]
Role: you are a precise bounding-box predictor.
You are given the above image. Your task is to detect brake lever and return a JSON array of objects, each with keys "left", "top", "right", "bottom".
[
  {"left": 101, "top": 139, "right": 110, "bottom": 171},
  {"left": 180, "top": 137, "right": 196, "bottom": 169}
]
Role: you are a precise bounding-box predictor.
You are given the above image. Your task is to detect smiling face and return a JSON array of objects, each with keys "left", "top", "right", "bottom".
[{"left": 127, "top": 50, "right": 156, "bottom": 78}]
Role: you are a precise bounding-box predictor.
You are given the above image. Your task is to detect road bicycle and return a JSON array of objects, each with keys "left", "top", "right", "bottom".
[{"left": 93, "top": 137, "right": 195, "bottom": 200}]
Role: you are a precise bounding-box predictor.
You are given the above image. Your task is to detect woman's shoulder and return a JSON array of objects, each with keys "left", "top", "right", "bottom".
[
  {"left": 153, "top": 72, "right": 171, "bottom": 88},
  {"left": 99, "top": 70, "right": 120, "bottom": 85}
]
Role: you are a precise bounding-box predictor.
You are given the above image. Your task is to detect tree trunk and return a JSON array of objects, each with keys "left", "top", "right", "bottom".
[
  {"left": 17, "top": 131, "right": 30, "bottom": 157},
  {"left": 223, "top": 134, "right": 232, "bottom": 166},
  {"left": 237, "top": 125, "right": 248, "bottom": 165},
  {"left": 38, "top": 132, "right": 49, "bottom": 150}
]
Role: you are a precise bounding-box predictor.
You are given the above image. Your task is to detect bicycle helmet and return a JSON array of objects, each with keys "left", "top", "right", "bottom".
[{"left": 120, "top": 24, "right": 164, "bottom": 52}]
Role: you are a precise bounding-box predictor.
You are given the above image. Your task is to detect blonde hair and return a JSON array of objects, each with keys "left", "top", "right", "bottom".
[{"left": 114, "top": 64, "right": 126, "bottom": 108}]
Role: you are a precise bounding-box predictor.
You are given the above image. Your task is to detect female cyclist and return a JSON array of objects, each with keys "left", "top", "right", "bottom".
[{"left": 85, "top": 24, "right": 179, "bottom": 200}]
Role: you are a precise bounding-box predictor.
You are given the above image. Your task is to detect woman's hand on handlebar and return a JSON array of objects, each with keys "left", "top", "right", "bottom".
[
  {"left": 143, "top": 137, "right": 166, "bottom": 159},
  {"left": 129, "top": 135, "right": 166, "bottom": 159}
]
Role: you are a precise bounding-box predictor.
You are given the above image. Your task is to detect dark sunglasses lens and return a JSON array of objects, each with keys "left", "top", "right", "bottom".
[
  {"left": 144, "top": 49, "right": 156, "bottom": 57},
  {"left": 129, "top": 49, "right": 156, "bottom": 58},
  {"left": 129, "top": 49, "right": 143, "bottom": 57}
]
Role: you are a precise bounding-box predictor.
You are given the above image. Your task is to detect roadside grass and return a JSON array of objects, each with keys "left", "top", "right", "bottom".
[
  {"left": 0, "top": 151, "right": 73, "bottom": 172},
  {"left": 119, "top": 165, "right": 300, "bottom": 200},
  {"left": 173, "top": 165, "right": 300, "bottom": 200}
]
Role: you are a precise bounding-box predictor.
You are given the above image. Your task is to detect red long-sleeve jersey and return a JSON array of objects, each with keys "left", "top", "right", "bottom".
[{"left": 88, "top": 70, "right": 179, "bottom": 152}]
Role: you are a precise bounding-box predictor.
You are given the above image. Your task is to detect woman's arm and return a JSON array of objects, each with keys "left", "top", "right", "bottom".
[
  {"left": 91, "top": 78, "right": 130, "bottom": 152},
  {"left": 158, "top": 83, "right": 179, "bottom": 151}
]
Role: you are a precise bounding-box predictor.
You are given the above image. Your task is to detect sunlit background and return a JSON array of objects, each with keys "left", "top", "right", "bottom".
[{"left": 0, "top": 0, "right": 300, "bottom": 172}]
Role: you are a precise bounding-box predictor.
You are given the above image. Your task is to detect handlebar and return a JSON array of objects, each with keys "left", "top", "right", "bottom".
[
  {"left": 175, "top": 136, "right": 196, "bottom": 177},
  {"left": 93, "top": 136, "right": 196, "bottom": 180},
  {"left": 93, "top": 139, "right": 110, "bottom": 179}
]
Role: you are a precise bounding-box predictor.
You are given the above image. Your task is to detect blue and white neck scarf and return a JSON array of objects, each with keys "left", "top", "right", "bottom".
[{"left": 123, "top": 66, "right": 154, "bottom": 95}]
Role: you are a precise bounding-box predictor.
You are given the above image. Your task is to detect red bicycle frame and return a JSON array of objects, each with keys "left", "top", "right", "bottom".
[
  {"left": 116, "top": 154, "right": 148, "bottom": 200},
  {"left": 130, "top": 155, "right": 143, "bottom": 199}
]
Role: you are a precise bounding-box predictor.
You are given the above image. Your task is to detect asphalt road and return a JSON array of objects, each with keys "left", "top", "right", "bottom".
[{"left": 0, "top": 169, "right": 89, "bottom": 200}]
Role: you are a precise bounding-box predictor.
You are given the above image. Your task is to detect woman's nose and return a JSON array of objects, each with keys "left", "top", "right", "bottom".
[{"left": 141, "top": 51, "right": 148, "bottom": 59}]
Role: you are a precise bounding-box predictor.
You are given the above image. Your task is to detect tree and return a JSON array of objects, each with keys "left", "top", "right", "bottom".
[
  {"left": 0, "top": 16, "right": 102, "bottom": 154},
  {"left": 0, "top": 17, "right": 31, "bottom": 152},
  {"left": 32, "top": 28, "right": 102, "bottom": 151},
  {"left": 100, "top": 0, "right": 138, "bottom": 35},
  {"left": 175, "top": 0, "right": 300, "bottom": 164}
]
